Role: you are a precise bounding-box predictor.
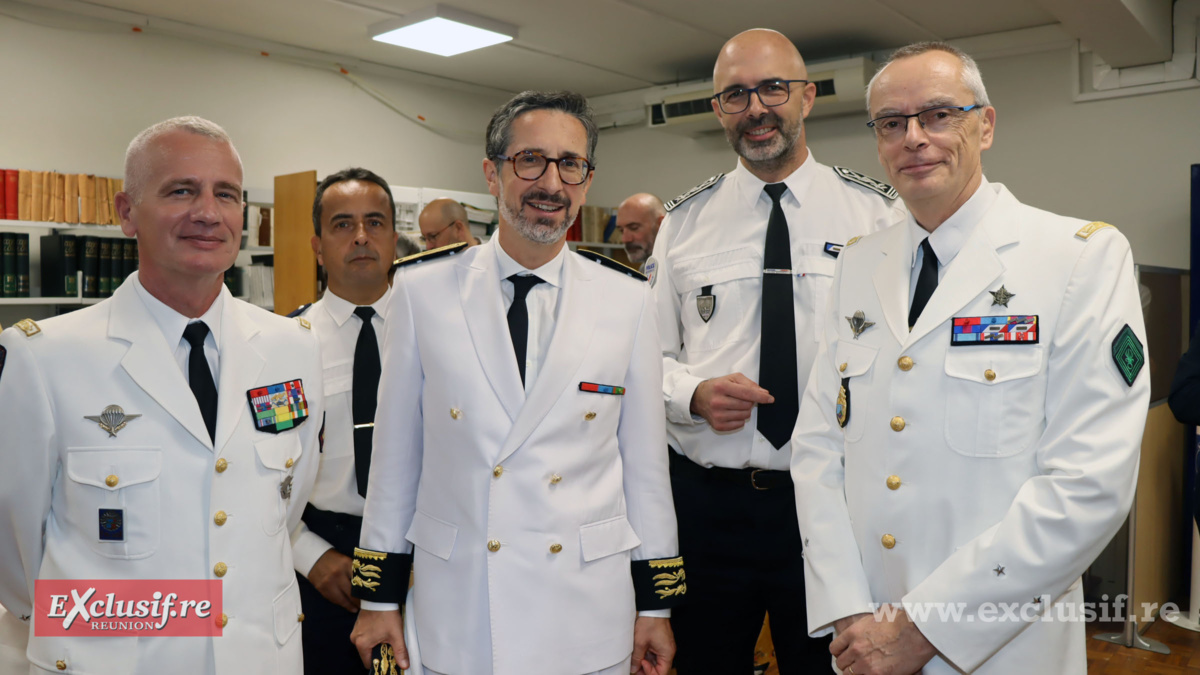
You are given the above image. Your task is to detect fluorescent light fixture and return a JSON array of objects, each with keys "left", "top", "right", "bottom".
[{"left": 369, "top": 5, "right": 516, "bottom": 57}]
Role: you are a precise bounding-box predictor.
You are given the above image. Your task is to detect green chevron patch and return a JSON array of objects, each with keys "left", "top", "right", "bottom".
[{"left": 1111, "top": 324, "right": 1144, "bottom": 387}]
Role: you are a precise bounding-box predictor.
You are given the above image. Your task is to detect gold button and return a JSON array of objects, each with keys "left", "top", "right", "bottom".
[
  {"left": 584, "top": 411, "right": 596, "bottom": 421},
  {"left": 898, "top": 356, "right": 913, "bottom": 371},
  {"left": 886, "top": 475, "right": 901, "bottom": 490},
  {"left": 214, "top": 562, "right": 227, "bottom": 577},
  {"left": 215, "top": 458, "right": 228, "bottom": 473},
  {"left": 213, "top": 511, "right": 227, "bottom": 526},
  {"left": 882, "top": 534, "right": 896, "bottom": 549},
  {"left": 549, "top": 543, "right": 562, "bottom": 554},
  {"left": 984, "top": 369, "right": 996, "bottom": 382},
  {"left": 487, "top": 539, "right": 501, "bottom": 552},
  {"left": 285, "top": 458, "right": 294, "bottom": 469},
  {"left": 297, "top": 613, "right": 305, "bottom": 623},
  {"left": 56, "top": 661, "right": 66, "bottom": 671},
  {"left": 493, "top": 465, "right": 504, "bottom": 478},
  {"left": 890, "top": 416, "right": 906, "bottom": 432},
  {"left": 839, "top": 362, "right": 847, "bottom": 372},
  {"left": 217, "top": 613, "right": 228, "bottom": 628},
  {"left": 105, "top": 474, "right": 119, "bottom": 488},
  {"left": 450, "top": 408, "right": 462, "bottom": 420},
  {"left": 549, "top": 474, "right": 562, "bottom": 485}
]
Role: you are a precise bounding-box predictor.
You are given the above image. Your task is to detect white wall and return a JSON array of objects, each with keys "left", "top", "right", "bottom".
[{"left": 588, "top": 46, "right": 1200, "bottom": 269}]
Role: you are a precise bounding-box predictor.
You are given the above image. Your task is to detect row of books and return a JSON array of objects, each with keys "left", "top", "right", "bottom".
[
  {"left": 39, "top": 234, "right": 138, "bottom": 299},
  {"left": 565, "top": 205, "right": 619, "bottom": 244},
  {"left": 0, "top": 169, "right": 125, "bottom": 225},
  {"left": 1, "top": 233, "right": 29, "bottom": 297}
]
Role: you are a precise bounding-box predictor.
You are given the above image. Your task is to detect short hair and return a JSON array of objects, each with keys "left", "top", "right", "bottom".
[
  {"left": 312, "top": 167, "right": 397, "bottom": 236},
  {"left": 485, "top": 91, "right": 598, "bottom": 165},
  {"left": 124, "top": 116, "right": 241, "bottom": 202},
  {"left": 866, "top": 41, "right": 991, "bottom": 112},
  {"left": 395, "top": 232, "right": 423, "bottom": 259}
]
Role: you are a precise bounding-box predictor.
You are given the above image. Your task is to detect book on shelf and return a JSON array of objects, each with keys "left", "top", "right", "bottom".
[
  {"left": 98, "top": 239, "right": 113, "bottom": 297},
  {"left": 41, "top": 172, "right": 52, "bottom": 222},
  {"left": 3, "top": 169, "right": 15, "bottom": 220},
  {"left": 64, "top": 173, "right": 79, "bottom": 224},
  {"left": 15, "top": 233, "right": 29, "bottom": 297},
  {"left": 80, "top": 174, "right": 96, "bottom": 225},
  {"left": 81, "top": 235, "right": 99, "bottom": 298},
  {"left": 15, "top": 170, "right": 29, "bottom": 221},
  {"left": 0, "top": 170, "right": 6, "bottom": 220},
  {"left": 30, "top": 171, "right": 44, "bottom": 221},
  {"left": 40, "top": 234, "right": 79, "bottom": 297},
  {"left": 1, "top": 233, "right": 14, "bottom": 297},
  {"left": 121, "top": 239, "right": 136, "bottom": 282}
]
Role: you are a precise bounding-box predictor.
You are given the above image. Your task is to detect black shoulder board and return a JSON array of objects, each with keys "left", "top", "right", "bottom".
[
  {"left": 665, "top": 174, "right": 724, "bottom": 212},
  {"left": 834, "top": 166, "right": 898, "bottom": 200},
  {"left": 576, "top": 249, "right": 647, "bottom": 281},
  {"left": 392, "top": 241, "right": 468, "bottom": 270},
  {"left": 286, "top": 303, "right": 311, "bottom": 318}
]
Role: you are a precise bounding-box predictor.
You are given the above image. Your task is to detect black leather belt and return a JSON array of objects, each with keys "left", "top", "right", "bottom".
[{"left": 669, "top": 450, "right": 792, "bottom": 491}]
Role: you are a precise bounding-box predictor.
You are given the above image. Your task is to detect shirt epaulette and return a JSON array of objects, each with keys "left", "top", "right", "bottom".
[
  {"left": 392, "top": 241, "right": 469, "bottom": 270},
  {"left": 286, "top": 304, "right": 312, "bottom": 318},
  {"left": 13, "top": 318, "right": 41, "bottom": 338},
  {"left": 665, "top": 174, "right": 724, "bottom": 212},
  {"left": 576, "top": 249, "right": 647, "bottom": 281},
  {"left": 834, "top": 166, "right": 899, "bottom": 200},
  {"left": 1075, "top": 221, "right": 1117, "bottom": 240}
]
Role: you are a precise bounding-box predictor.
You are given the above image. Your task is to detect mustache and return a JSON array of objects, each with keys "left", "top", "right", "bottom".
[
  {"left": 736, "top": 111, "right": 782, "bottom": 137},
  {"left": 343, "top": 246, "right": 379, "bottom": 263},
  {"left": 523, "top": 190, "right": 570, "bottom": 209}
]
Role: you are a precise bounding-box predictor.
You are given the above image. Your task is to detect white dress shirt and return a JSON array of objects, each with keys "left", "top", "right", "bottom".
[
  {"left": 653, "top": 154, "right": 905, "bottom": 470},
  {"left": 133, "top": 274, "right": 223, "bottom": 387},
  {"left": 291, "top": 287, "right": 390, "bottom": 575},
  {"left": 494, "top": 234, "right": 567, "bottom": 395},
  {"left": 908, "top": 177, "right": 999, "bottom": 305}
]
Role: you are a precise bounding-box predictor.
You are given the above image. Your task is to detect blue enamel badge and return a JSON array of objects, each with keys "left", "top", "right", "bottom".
[{"left": 98, "top": 508, "right": 124, "bottom": 541}]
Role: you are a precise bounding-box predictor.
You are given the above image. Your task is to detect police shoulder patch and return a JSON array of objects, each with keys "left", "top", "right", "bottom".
[
  {"left": 1075, "top": 221, "right": 1117, "bottom": 241},
  {"left": 286, "top": 303, "right": 312, "bottom": 318},
  {"left": 664, "top": 174, "right": 724, "bottom": 212},
  {"left": 14, "top": 318, "right": 40, "bottom": 338},
  {"left": 392, "top": 241, "right": 469, "bottom": 270},
  {"left": 834, "top": 166, "right": 899, "bottom": 200},
  {"left": 576, "top": 249, "right": 647, "bottom": 281}
]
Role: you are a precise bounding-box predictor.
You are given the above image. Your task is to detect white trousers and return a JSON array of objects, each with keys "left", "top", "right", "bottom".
[{"left": 424, "top": 655, "right": 632, "bottom": 675}]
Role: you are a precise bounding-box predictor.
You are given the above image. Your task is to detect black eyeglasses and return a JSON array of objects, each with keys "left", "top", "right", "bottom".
[
  {"left": 492, "top": 150, "right": 593, "bottom": 185},
  {"left": 712, "top": 79, "right": 809, "bottom": 114},
  {"left": 418, "top": 222, "right": 457, "bottom": 247},
  {"left": 867, "top": 104, "right": 981, "bottom": 140}
]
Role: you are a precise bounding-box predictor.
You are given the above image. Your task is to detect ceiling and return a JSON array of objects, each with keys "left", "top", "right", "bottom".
[{"left": 32, "top": 0, "right": 1168, "bottom": 96}]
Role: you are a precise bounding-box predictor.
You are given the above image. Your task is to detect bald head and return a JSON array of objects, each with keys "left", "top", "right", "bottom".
[
  {"left": 714, "top": 29, "right": 807, "bottom": 90},
  {"left": 615, "top": 193, "right": 665, "bottom": 266},
  {"left": 419, "top": 198, "right": 475, "bottom": 250}
]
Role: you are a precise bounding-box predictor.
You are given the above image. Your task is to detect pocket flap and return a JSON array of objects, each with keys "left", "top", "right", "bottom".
[
  {"left": 323, "top": 373, "right": 353, "bottom": 397},
  {"left": 944, "top": 347, "right": 1044, "bottom": 384},
  {"left": 672, "top": 248, "right": 760, "bottom": 292},
  {"left": 67, "top": 448, "right": 161, "bottom": 491},
  {"left": 272, "top": 577, "right": 302, "bottom": 645},
  {"left": 579, "top": 515, "right": 642, "bottom": 563},
  {"left": 254, "top": 433, "right": 303, "bottom": 471},
  {"left": 794, "top": 256, "right": 836, "bottom": 277},
  {"left": 834, "top": 341, "right": 879, "bottom": 378},
  {"left": 405, "top": 510, "right": 458, "bottom": 561}
]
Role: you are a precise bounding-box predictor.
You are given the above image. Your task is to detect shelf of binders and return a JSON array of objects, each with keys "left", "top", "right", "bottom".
[
  {"left": 0, "top": 219, "right": 126, "bottom": 236},
  {"left": 0, "top": 272, "right": 101, "bottom": 306}
]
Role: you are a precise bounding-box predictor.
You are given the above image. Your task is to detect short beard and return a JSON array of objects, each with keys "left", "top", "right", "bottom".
[
  {"left": 624, "top": 244, "right": 647, "bottom": 265},
  {"left": 726, "top": 111, "right": 803, "bottom": 174},
  {"left": 499, "top": 184, "right": 572, "bottom": 245}
]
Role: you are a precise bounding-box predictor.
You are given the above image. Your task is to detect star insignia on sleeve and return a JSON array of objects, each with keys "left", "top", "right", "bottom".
[
  {"left": 989, "top": 285, "right": 1015, "bottom": 307},
  {"left": 993, "top": 564, "right": 1006, "bottom": 577}
]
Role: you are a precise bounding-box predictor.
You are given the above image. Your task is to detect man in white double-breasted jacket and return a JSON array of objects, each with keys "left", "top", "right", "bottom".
[
  {"left": 350, "top": 91, "right": 685, "bottom": 675},
  {"left": 790, "top": 44, "right": 1148, "bottom": 675},
  {"left": 0, "top": 117, "right": 323, "bottom": 674}
]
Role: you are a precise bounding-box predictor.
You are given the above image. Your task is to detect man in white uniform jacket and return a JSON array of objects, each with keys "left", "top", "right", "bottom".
[
  {"left": 0, "top": 117, "right": 323, "bottom": 674},
  {"left": 350, "top": 91, "right": 685, "bottom": 675},
  {"left": 790, "top": 43, "right": 1149, "bottom": 675}
]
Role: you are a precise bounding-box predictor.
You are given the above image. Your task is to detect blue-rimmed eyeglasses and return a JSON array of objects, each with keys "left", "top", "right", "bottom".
[
  {"left": 867, "top": 104, "right": 981, "bottom": 139},
  {"left": 492, "top": 150, "right": 593, "bottom": 185},
  {"left": 712, "top": 80, "right": 809, "bottom": 115}
]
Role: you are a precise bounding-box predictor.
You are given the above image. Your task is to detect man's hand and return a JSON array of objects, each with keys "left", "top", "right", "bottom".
[
  {"left": 690, "top": 373, "right": 774, "bottom": 431},
  {"left": 307, "top": 549, "right": 359, "bottom": 613},
  {"left": 831, "top": 608, "right": 937, "bottom": 675},
  {"left": 351, "top": 609, "right": 408, "bottom": 670},
  {"left": 832, "top": 612, "right": 871, "bottom": 636},
  {"left": 631, "top": 616, "right": 674, "bottom": 675}
]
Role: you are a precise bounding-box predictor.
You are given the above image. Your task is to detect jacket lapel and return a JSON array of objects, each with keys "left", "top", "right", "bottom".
[
  {"left": 458, "top": 242, "right": 524, "bottom": 422},
  {"left": 109, "top": 280, "right": 214, "bottom": 450},
  {"left": 497, "top": 251, "right": 597, "bottom": 464},
  {"left": 871, "top": 224, "right": 912, "bottom": 345},
  {"left": 213, "top": 297, "right": 265, "bottom": 452}
]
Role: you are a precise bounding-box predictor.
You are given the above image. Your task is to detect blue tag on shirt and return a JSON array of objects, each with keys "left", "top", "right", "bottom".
[{"left": 99, "top": 508, "right": 124, "bottom": 541}]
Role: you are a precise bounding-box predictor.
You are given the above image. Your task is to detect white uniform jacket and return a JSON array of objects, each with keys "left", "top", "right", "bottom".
[
  {"left": 358, "top": 240, "right": 680, "bottom": 675},
  {"left": 791, "top": 184, "right": 1149, "bottom": 673},
  {"left": 0, "top": 276, "right": 323, "bottom": 675}
]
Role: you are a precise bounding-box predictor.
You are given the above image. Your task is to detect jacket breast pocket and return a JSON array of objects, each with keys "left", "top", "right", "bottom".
[
  {"left": 674, "top": 248, "right": 760, "bottom": 353},
  {"left": 254, "top": 433, "right": 303, "bottom": 535},
  {"left": 834, "top": 341, "right": 878, "bottom": 442},
  {"left": 944, "top": 347, "right": 1046, "bottom": 457},
  {"left": 65, "top": 447, "right": 162, "bottom": 559}
]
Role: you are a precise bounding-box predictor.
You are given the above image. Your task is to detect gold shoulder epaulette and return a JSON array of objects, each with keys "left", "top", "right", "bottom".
[
  {"left": 14, "top": 318, "right": 41, "bottom": 338},
  {"left": 845, "top": 236, "right": 862, "bottom": 248},
  {"left": 1075, "top": 221, "right": 1117, "bottom": 240},
  {"left": 576, "top": 249, "right": 647, "bottom": 281},
  {"left": 392, "top": 241, "right": 468, "bottom": 270},
  {"left": 295, "top": 317, "right": 311, "bottom": 330}
]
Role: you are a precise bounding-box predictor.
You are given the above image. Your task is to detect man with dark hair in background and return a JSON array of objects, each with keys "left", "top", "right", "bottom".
[
  {"left": 290, "top": 167, "right": 398, "bottom": 674},
  {"left": 350, "top": 90, "right": 685, "bottom": 675}
]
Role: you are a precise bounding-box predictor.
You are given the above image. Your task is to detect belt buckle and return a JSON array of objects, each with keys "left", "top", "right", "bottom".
[{"left": 750, "top": 469, "right": 770, "bottom": 491}]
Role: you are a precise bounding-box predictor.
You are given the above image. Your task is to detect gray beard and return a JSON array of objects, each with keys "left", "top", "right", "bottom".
[
  {"left": 498, "top": 188, "right": 571, "bottom": 245},
  {"left": 728, "top": 115, "right": 803, "bottom": 174}
]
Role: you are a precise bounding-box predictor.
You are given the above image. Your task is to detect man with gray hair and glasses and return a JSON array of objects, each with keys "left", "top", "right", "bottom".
[
  {"left": 350, "top": 90, "right": 685, "bottom": 675},
  {"left": 790, "top": 42, "right": 1148, "bottom": 674}
]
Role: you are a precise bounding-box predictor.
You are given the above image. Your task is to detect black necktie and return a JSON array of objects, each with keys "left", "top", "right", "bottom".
[
  {"left": 352, "top": 306, "right": 381, "bottom": 497},
  {"left": 757, "top": 183, "right": 799, "bottom": 450},
  {"left": 182, "top": 321, "right": 218, "bottom": 443},
  {"left": 507, "top": 274, "right": 544, "bottom": 387},
  {"left": 909, "top": 238, "right": 939, "bottom": 330}
]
